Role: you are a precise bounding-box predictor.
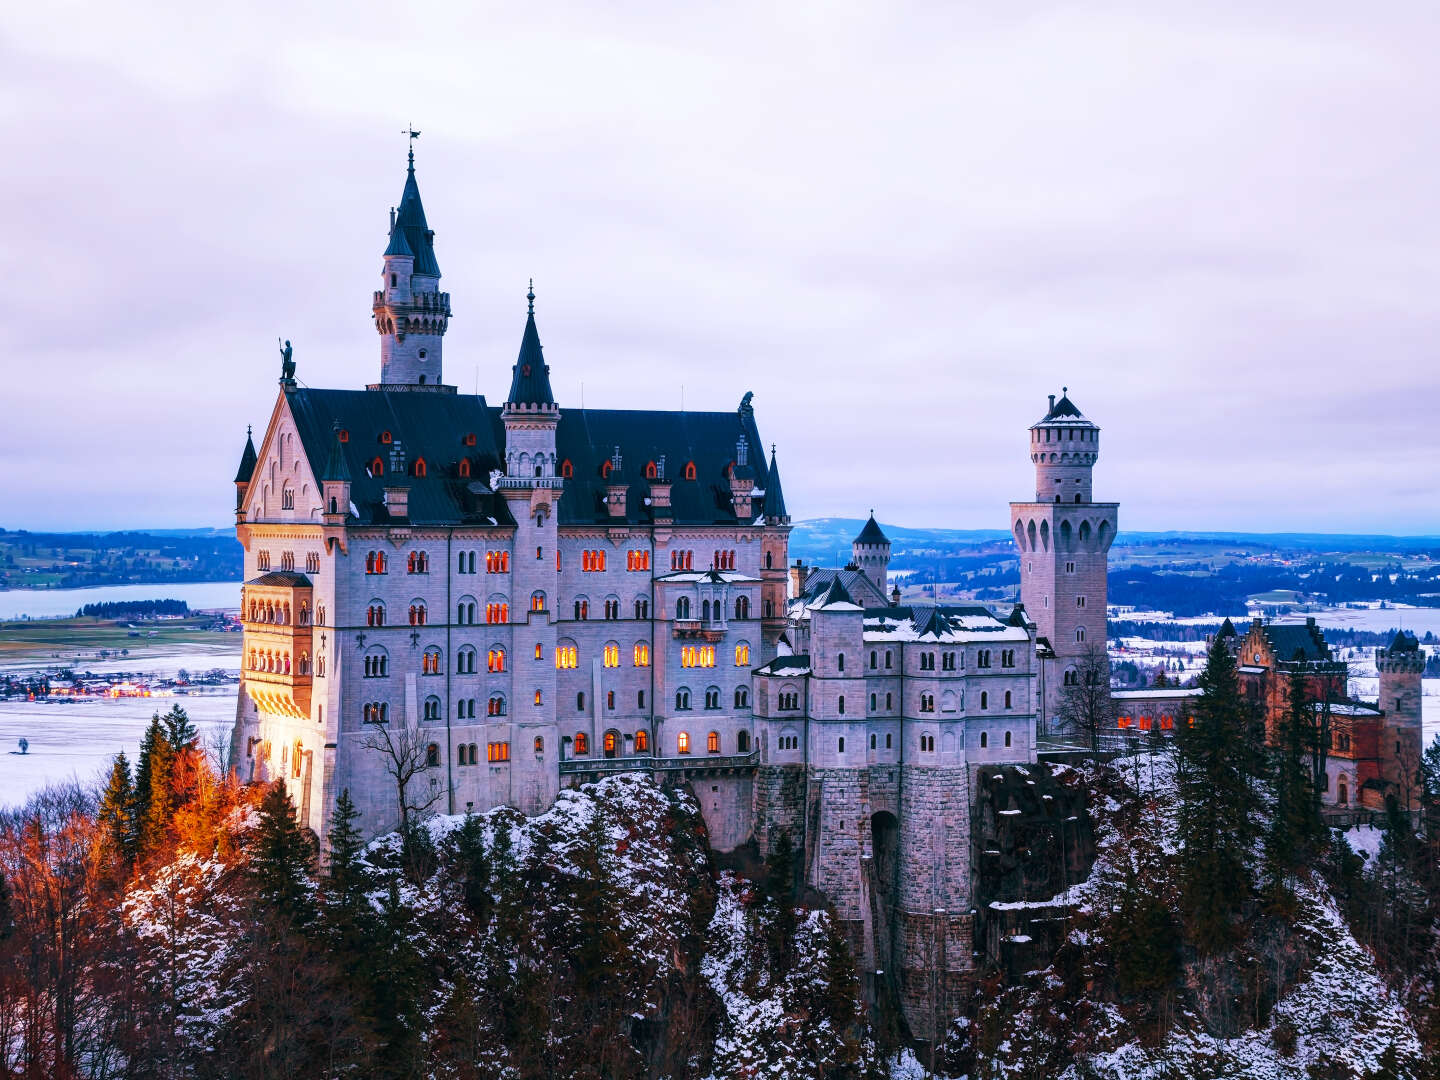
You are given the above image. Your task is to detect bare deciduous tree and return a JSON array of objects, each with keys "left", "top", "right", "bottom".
[
  {"left": 360, "top": 722, "right": 442, "bottom": 833},
  {"left": 1057, "top": 643, "right": 1117, "bottom": 752}
]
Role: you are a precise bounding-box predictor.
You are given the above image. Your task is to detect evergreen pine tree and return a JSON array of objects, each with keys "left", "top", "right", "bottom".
[
  {"left": 1176, "top": 635, "right": 1263, "bottom": 951},
  {"left": 97, "top": 751, "right": 137, "bottom": 869},
  {"left": 137, "top": 716, "right": 178, "bottom": 855},
  {"left": 160, "top": 704, "right": 198, "bottom": 750},
  {"left": 366, "top": 879, "right": 428, "bottom": 1076},
  {"left": 250, "top": 780, "right": 316, "bottom": 925},
  {"left": 324, "top": 787, "right": 367, "bottom": 913},
  {"left": 1265, "top": 668, "right": 1319, "bottom": 899},
  {"left": 761, "top": 830, "right": 798, "bottom": 975},
  {"left": 449, "top": 811, "right": 492, "bottom": 925}
]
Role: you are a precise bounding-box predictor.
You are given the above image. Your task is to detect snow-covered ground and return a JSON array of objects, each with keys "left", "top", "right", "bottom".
[
  {"left": 0, "top": 646, "right": 240, "bottom": 806},
  {"left": 0, "top": 691, "right": 237, "bottom": 803}
]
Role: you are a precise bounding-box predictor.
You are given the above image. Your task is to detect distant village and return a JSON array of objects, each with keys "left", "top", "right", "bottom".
[{"left": 1, "top": 665, "right": 240, "bottom": 703}]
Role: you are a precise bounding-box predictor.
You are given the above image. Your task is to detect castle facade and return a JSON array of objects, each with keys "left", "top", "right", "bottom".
[{"left": 231, "top": 151, "right": 1113, "bottom": 1038}]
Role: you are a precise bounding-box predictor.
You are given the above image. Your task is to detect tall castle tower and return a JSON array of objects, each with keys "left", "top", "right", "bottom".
[
  {"left": 1009, "top": 390, "right": 1118, "bottom": 734},
  {"left": 852, "top": 513, "right": 891, "bottom": 596},
  {"left": 371, "top": 146, "right": 452, "bottom": 389},
  {"left": 499, "top": 283, "right": 563, "bottom": 813},
  {"left": 1377, "top": 631, "right": 1425, "bottom": 808}
]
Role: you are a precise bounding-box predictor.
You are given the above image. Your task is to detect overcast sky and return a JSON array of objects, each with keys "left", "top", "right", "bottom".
[{"left": 3, "top": 2, "right": 1439, "bottom": 535}]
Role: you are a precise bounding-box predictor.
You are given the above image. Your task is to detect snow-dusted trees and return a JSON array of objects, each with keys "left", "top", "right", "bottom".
[
  {"left": 1176, "top": 636, "right": 1264, "bottom": 951},
  {"left": 1057, "top": 643, "right": 1117, "bottom": 751}
]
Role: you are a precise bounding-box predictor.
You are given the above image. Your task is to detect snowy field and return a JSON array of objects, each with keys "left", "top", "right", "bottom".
[{"left": 0, "top": 647, "right": 240, "bottom": 808}]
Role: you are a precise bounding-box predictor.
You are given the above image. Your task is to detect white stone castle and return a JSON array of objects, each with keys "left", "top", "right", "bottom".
[{"left": 231, "top": 150, "right": 1117, "bottom": 1037}]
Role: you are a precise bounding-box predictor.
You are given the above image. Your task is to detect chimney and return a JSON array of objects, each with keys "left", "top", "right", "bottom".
[
  {"left": 1048, "top": 394, "right": 1055, "bottom": 412},
  {"left": 606, "top": 445, "right": 627, "bottom": 519},
  {"left": 383, "top": 484, "right": 409, "bottom": 521},
  {"left": 790, "top": 559, "right": 806, "bottom": 600},
  {"left": 649, "top": 453, "right": 672, "bottom": 522}
]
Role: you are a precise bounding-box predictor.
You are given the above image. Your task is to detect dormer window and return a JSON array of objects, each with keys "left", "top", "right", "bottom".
[
  {"left": 561, "top": 460, "right": 574, "bottom": 478},
  {"left": 412, "top": 458, "right": 427, "bottom": 478},
  {"left": 601, "top": 460, "right": 612, "bottom": 480},
  {"left": 380, "top": 431, "right": 393, "bottom": 445},
  {"left": 337, "top": 429, "right": 349, "bottom": 443},
  {"left": 645, "top": 461, "right": 657, "bottom": 480},
  {"left": 463, "top": 433, "right": 476, "bottom": 446},
  {"left": 458, "top": 459, "right": 471, "bottom": 478},
  {"left": 683, "top": 461, "right": 697, "bottom": 481},
  {"left": 369, "top": 457, "right": 384, "bottom": 477}
]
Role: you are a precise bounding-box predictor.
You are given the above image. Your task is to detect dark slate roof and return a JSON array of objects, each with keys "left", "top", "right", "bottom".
[
  {"left": 813, "top": 575, "right": 857, "bottom": 609},
  {"left": 285, "top": 388, "right": 774, "bottom": 528},
  {"left": 1039, "top": 390, "right": 1088, "bottom": 422},
  {"left": 246, "top": 571, "right": 313, "bottom": 588},
  {"left": 287, "top": 388, "right": 513, "bottom": 528},
  {"left": 1388, "top": 630, "right": 1420, "bottom": 653},
  {"left": 388, "top": 155, "right": 440, "bottom": 276},
  {"left": 763, "top": 446, "right": 788, "bottom": 520},
  {"left": 234, "top": 429, "right": 258, "bottom": 484},
  {"left": 754, "top": 654, "right": 811, "bottom": 675},
  {"left": 1262, "top": 621, "right": 1331, "bottom": 664},
  {"left": 506, "top": 294, "right": 556, "bottom": 407},
  {"left": 799, "top": 567, "right": 888, "bottom": 608},
  {"left": 854, "top": 513, "right": 889, "bottom": 546},
  {"left": 865, "top": 604, "right": 1016, "bottom": 639}
]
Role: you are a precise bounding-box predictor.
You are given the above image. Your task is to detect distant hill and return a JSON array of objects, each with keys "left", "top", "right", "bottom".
[{"left": 0, "top": 529, "right": 243, "bottom": 590}]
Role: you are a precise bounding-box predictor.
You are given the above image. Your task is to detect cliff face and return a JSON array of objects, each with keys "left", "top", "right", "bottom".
[{"left": 956, "top": 753, "right": 1428, "bottom": 1080}]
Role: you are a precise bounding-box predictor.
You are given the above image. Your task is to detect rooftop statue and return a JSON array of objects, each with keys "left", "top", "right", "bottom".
[{"left": 279, "top": 338, "right": 296, "bottom": 381}]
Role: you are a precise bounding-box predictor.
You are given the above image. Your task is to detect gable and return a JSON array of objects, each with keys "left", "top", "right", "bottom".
[{"left": 243, "top": 394, "right": 323, "bottom": 525}]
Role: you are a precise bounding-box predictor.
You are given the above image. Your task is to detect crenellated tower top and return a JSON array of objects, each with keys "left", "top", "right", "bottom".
[{"left": 1029, "top": 388, "right": 1100, "bottom": 504}]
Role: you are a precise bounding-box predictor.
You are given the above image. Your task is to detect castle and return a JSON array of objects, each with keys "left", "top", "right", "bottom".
[{"left": 230, "top": 150, "right": 1116, "bottom": 1038}]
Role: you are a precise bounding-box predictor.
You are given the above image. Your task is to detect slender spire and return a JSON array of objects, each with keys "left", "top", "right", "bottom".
[
  {"left": 506, "top": 282, "right": 556, "bottom": 407},
  {"left": 763, "top": 445, "right": 789, "bottom": 522},
  {"left": 234, "top": 426, "right": 258, "bottom": 484}
]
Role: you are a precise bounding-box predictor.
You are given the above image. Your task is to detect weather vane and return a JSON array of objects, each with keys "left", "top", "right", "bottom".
[{"left": 403, "top": 125, "right": 421, "bottom": 167}]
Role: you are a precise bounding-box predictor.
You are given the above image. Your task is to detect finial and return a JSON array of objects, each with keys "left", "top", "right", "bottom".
[
  {"left": 402, "top": 126, "right": 421, "bottom": 172},
  {"left": 247, "top": 424, "right": 252, "bottom": 438},
  {"left": 527, "top": 278, "right": 535, "bottom": 315},
  {"left": 771, "top": 443, "right": 776, "bottom": 456},
  {"left": 1062, "top": 385, "right": 1068, "bottom": 394}
]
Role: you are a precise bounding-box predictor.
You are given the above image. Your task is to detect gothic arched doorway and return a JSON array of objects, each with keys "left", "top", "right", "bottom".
[{"left": 603, "top": 729, "right": 620, "bottom": 759}]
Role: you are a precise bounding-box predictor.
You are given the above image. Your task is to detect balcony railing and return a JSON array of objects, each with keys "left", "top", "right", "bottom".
[{"left": 559, "top": 751, "right": 759, "bottom": 776}]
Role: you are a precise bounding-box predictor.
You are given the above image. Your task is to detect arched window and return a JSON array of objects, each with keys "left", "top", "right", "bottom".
[
  {"left": 1004, "top": 730, "right": 1013, "bottom": 747},
  {"left": 633, "top": 643, "right": 650, "bottom": 667},
  {"left": 837, "top": 653, "right": 845, "bottom": 673},
  {"left": 707, "top": 731, "right": 720, "bottom": 753},
  {"left": 734, "top": 686, "right": 749, "bottom": 708},
  {"left": 734, "top": 642, "right": 751, "bottom": 666},
  {"left": 677, "top": 731, "right": 691, "bottom": 753},
  {"left": 676, "top": 688, "right": 691, "bottom": 710},
  {"left": 486, "top": 647, "right": 505, "bottom": 673},
  {"left": 1076, "top": 627, "right": 1086, "bottom": 643},
  {"left": 422, "top": 647, "right": 442, "bottom": 675},
  {"left": 735, "top": 596, "right": 750, "bottom": 619},
  {"left": 573, "top": 598, "right": 589, "bottom": 620},
  {"left": 644, "top": 461, "right": 657, "bottom": 479},
  {"left": 458, "top": 459, "right": 471, "bottom": 478},
  {"left": 423, "top": 696, "right": 441, "bottom": 721},
  {"left": 488, "top": 695, "right": 506, "bottom": 716},
  {"left": 838, "top": 695, "right": 846, "bottom": 715},
  {"left": 603, "top": 730, "right": 618, "bottom": 755},
  {"left": 577, "top": 691, "right": 586, "bottom": 711},
  {"left": 531, "top": 591, "right": 546, "bottom": 612},
  {"left": 704, "top": 687, "right": 720, "bottom": 709},
  {"left": 635, "top": 729, "right": 649, "bottom": 752},
  {"left": 534, "top": 735, "right": 544, "bottom": 754},
  {"left": 412, "top": 457, "right": 427, "bottom": 478},
  {"left": 980, "top": 731, "right": 988, "bottom": 748},
  {"left": 369, "top": 457, "right": 384, "bottom": 477},
  {"left": 425, "top": 742, "right": 440, "bottom": 767},
  {"left": 1004, "top": 690, "right": 1012, "bottom": 708},
  {"left": 980, "top": 691, "right": 989, "bottom": 709},
  {"left": 574, "top": 732, "right": 589, "bottom": 755},
  {"left": 677, "top": 596, "right": 691, "bottom": 620},
  {"left": 561, "top": 459, "right": 574, "bottom": 478},
  {"left": 603, "top": 642, "right": 620, "bottom": 668},
  {"left": 737, "top": 730, "right": 750, "bottom": 752},
  {"left": 702, "top": 598, "right": 711, "bottom": 621},
  {"left": 683, "top": 461, "right": 696, "bottom": 480}
]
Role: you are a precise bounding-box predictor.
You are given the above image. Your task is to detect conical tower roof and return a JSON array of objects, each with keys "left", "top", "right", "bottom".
[
  {"left": 855, "top": 512, "right": 889, "bottom": 546},
  {"left": 763, "top": 446, "right": 789, "bottom": 521},
  {"left": 234, "top": 427, "right": 258, "bottom": 484},
  {"left": 387, "top": 148, "right": 440, "bottom": 275},
  {"left": 506, "top": 283, "right": 556, "bottom": 407},
  {"left": 322, "top": 424, "right": 351, "bottom": 483}
]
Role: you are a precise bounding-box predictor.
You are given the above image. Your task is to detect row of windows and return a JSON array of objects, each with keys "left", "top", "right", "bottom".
[
  {"left": 246, "top": 649, "right": 317, "bottom": 676},
  {"left": 246, "top": 599, "right": 322, "bottom": 626},
  {"left": 626, "top": 551, "right": 651, "bottom": 571},
  {"left": 581, "top": 550, "right": 607, "bottom": 572},
  {"left": 673, "top": 687, "right": 749, "bottom": 710},
  {"left": 253, "top": 549, "right": 321, "bottom": 574},
  {"left": 1116, "top": 714, "right": 1176, "bottom": 732},
  {"left": 918, "top": 689, "right": 1013, "bottom": 712},
  {"left": 772, "top": 730, "right": 1016, "bottom": 754}
]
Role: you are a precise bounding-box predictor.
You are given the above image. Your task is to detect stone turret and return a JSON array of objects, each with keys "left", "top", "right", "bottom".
[
  {"left": 1378, "top": 631, "right": 1425, "bottom": 808},
  {"left": 852, "top": 513, "right": 890, "bottom": 596},
  {"left": 1029, "top": 388, "right": 1099, "bottom": 504},
  {"left": 234, "top": 426, "right": 257, "bottom": 515},
  {"left": 371, "top": 146, "right": 451, "bottom": 389}
]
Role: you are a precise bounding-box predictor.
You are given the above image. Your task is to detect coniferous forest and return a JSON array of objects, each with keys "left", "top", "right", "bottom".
[{"left": 3, "top": 685, "right": 1440, "bottom": 1078}]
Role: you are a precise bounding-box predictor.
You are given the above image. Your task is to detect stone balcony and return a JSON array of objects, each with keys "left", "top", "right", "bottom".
[
  {"left": 241, "top": 572, "right": 315, "bottom": 720},
  {"left": 559, "top": 751, "right": 759, "bottom": 777}
]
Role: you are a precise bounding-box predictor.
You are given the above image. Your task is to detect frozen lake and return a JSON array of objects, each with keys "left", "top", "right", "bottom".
[
  {"left": 0, "top": 581, "right": 242, "bottom": 620},
  {"left": 0, "top": 690, "right": 239, "bottom": 807}
]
